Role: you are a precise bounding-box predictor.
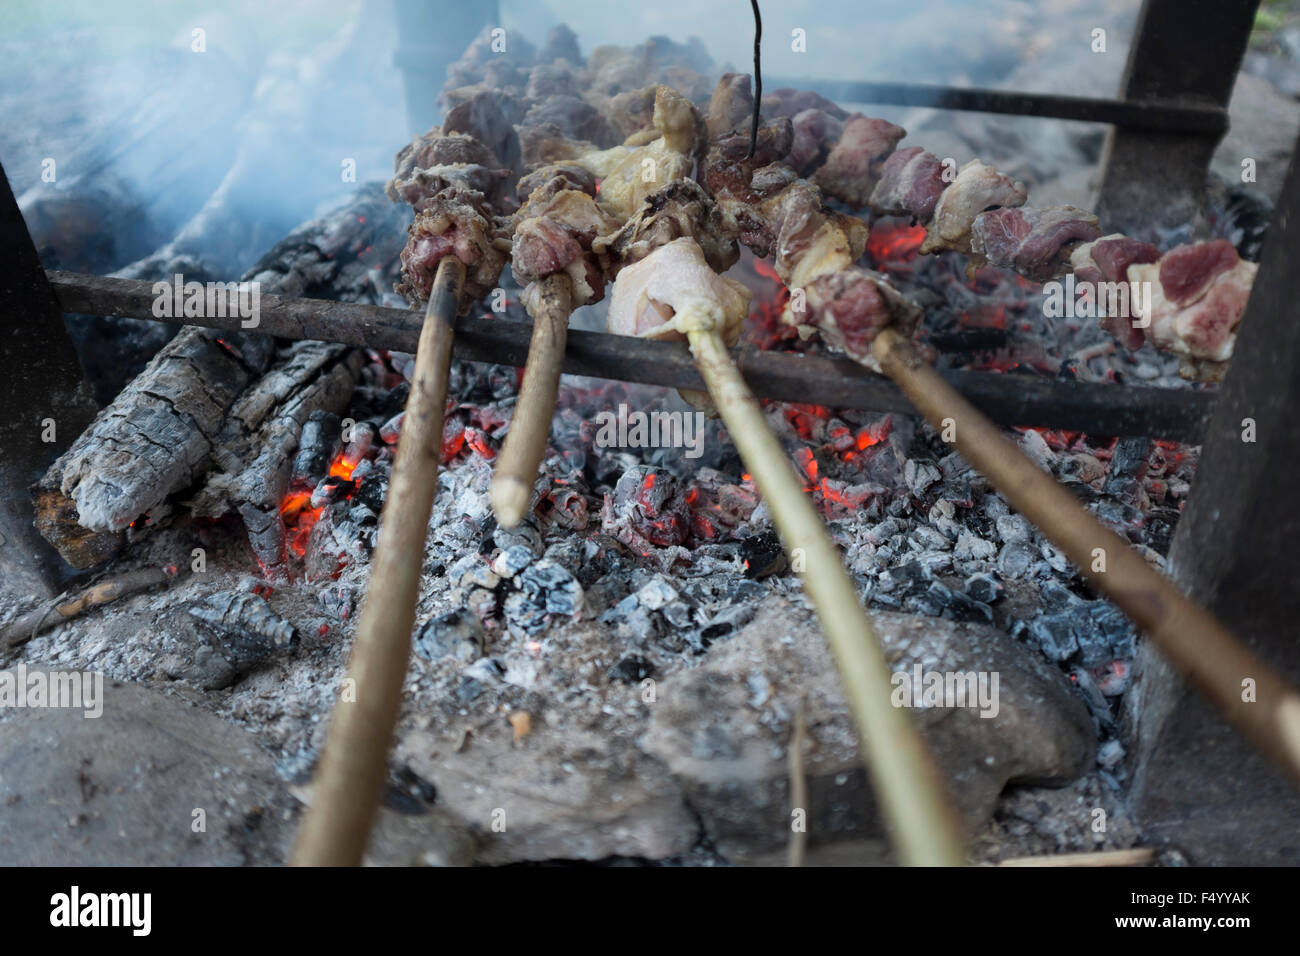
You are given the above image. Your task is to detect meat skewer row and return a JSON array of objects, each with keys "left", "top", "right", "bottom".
[
  {"left": 491, "top": 86, "right": 705, "bottom": 527},
  {"left": 748, "top": 82, "right": 1259, "bottom": 381},
  {"left": 696, "top": 94, "right": 1300, "bottom": 790}
]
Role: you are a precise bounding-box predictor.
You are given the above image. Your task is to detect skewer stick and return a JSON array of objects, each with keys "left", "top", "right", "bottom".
[
  {"left": 490, "top": 273, "right": 573, "bottom": 528},
  {"left": 291, "top": 257, "right": 465, "bottom": 866},
  {"left": 872, "top": 327, "right": 1300, "bottom": 786},
  {"left": 685, "top": 318, "right": 966, "bottom": 866},
  {"left": 996, "top": 847, "right": 1156, "bottom": 867}
]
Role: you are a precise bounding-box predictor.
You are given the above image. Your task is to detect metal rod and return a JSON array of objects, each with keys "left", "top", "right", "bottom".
[
  {"left": 46, "top": 271, "right": 1214, "bottom": 441},
  {"left": 490, "top": 273, "right": 572, "bottom": 527},
  {"left": 872, "top": 327, "right": 1300, "bottom": 788},
  {"left": 763, "top": 78, "right": 1228, "bottom": 135},
  {"left": 290, "top": 257, "right": 464, "bottom": 866}
]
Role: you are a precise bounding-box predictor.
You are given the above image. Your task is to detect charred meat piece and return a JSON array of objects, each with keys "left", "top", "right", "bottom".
[
  {"left": 1070, "top": 234, "right": 1160, "bottom": 350},
  {"left": 593, "top": 179, "right": 739, "bottom": 276},
  {"left": 759, "top": 178, "right": 868, "bottom": 289},
  {"left": 386, "top": 128, "right": 508, "bottom": 210},
  {"left": 921, "top": 159, "right": 1027, "bottom": 256},
  {"left": 810, "top": 114, "right": 907, "bottom": 209},
  {"left": 395, "top": 186, "right": 509, "bottom": 310},
  {"left": 1128, "top": 240, "right": 1257, "bottom": 365},
  {"left": 970, "top": 205, "right": 1101, "bottom": 281},
  {"left": 605, "top": 237, "right": 750, "bottom": 344},
  {"left": 869, "top": 147, "right": 949, "bottom": 223}
]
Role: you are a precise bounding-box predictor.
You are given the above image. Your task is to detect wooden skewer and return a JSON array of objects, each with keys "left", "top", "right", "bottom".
[
  {"left": 490, "top": 273, "right": 573, "bottom": 528},
  {"left": 290, "top": 257, "right": 465, "bottom": 866},
  {"left": 685, "top": 317, "right": 966, "bottom": 867},
  {"left": 872, "top": 327, "right": 1300, "bottom": 786},
  {"left": 997, "top": 847, "right": 1156, "bottom": 867}
]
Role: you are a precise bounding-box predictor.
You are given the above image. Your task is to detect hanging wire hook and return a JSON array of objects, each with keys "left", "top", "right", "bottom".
[{"left": 748, "top": 0, "right": 763, "bottom": 159}]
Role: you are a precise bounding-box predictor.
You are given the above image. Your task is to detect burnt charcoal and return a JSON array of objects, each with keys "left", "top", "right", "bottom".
[
  {"left": 454, "top": 677, "right": 486, "bottom": 706},
  {"left": 1096, "top": 738, "right": 1125, "bottom": 770},
  {"left": 503, "top": 592, "right": 548, "bottom": 634},
  {"left": 904, "top": 459, "right": 942, "bottom": 497},
  {"left": 491, "top": 544, "right": 535, "bottom": 579},
  {"left": 497, "top": 520, "right": 543, "bottom": 555},
  {"left": 609, "top": 655, "right": 656, "bottom": 684},
  {"left": 997, "top": 541, "right": 1039, "bottom": 579},
  {"left": 1068, "top": 665, "right": 1118, "bottom": 736},
  {"left": 953, "top": 531, "right": 997, "bottom": 562},
  {"left": 928, "top": 328, "right": 1009, "bottom": 353},
  {"left": 415, "top": 608, "right": 485, "bottom": 662},
  {"left": 635, "top": 576, "right": 679, "bottom": 611},
  {"left": 310, "top": 475, "right": 356, "bottom": 509},
  {"left": 318, "top": 585, "right": 355, "bottom": 622},
  {"left": 601, "top": 593, "right": 640, "bottom": 624},
  {"left": 1027, "top": 612, "right": 1080, "bottom": 662},
  {"left": 353, "top": 466, "right": 389, "bottom": 514},
  {"left": 1104, "top": 436, "right": 1150, "bottom": 498},
  {"left": 738, "top": 531, "right": 786, "bottom": 579},
  {"left": 995, "top": 514, "right": 1032, "bottom": 544},
  {"left": 729, "top": 580, "right": 767, "bottom": 603},
  {"left": 912, "top": 551, "right": 953, "bottom": 577},
  {"left": 349, "top": 381, "right": 409, "bottom": 422},
  {"left": 517, "top": 559, "right": 585, "bottom": 617},
  {"left": 186, "top": 591, "right": 298, "bottom": 689},
  {"left": 1038, "top": 580, "right": 1078, "bottom": 610},
  {"left": 661, "top": 601, "right": 695, "bottom": 629},
  {"left": 963, "top": 572, "right": 1003, "bottom": 604},
  {"left": 383, "top": 765, "right": 439, "bottom": 814},
  {"left": 699, "top": 603, "right": 758, "bottom": 646},
  {"left": 291, "top": 410, "right": 341, "bottom": 491},
  {"left": 910, "top": 525, "right": 950, "bottom": 551},
  {"left": 1093, "top": 602, "right": 1136, "bottom": 659}
]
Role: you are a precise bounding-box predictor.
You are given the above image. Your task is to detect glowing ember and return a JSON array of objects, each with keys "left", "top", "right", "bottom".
[{"left": 866, "top": 221, "right": 927, "bottom": 264}]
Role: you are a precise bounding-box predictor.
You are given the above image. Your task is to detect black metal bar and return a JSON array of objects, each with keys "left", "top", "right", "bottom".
[
  {"left": 1096, "top": 0, "right": 1262, "bottom": 234},
  {"left": 47, "top": 270, "right": 1215, "bottom": 442},
  {"left": 1125, "top": 142, "right": 1300, "bottom": 865},
  {"left": 763, "top": 78, "right": 1228, "bottom": 135},
  {"left": 0, "top": 166, "right": 99, "bottom": 596}
]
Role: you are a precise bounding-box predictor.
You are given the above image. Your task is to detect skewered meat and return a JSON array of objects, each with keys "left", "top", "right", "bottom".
[
  {"left": 707, "top": 72, "right": 754, "bottom": 140},
  {"left": 970, "top": 205, "right": 1101, "bottom": 281},
  {"left": 920, "top": 159, "right": 1027, "bottom": 256},
  {"left": 603, "top": 86, "right": 660, "bottom": 141},
  {"left": 801, "top": 267, "right": 922, "bottom": 368},
  {"left": 517, "top": 124, "right": 600, "bottom": 169},
  {"left": 810, "top": 115, "right": 906, "bottom": 209},
  {"left": 606, "top": 237, "right": 750, "bottom": 344},
  {"left": 512, "top": 179, "right": 621, "bottom": 308},
  {"left": 526, "top": 63, "right": 583, "bottom": 100},
  {"left": 445, "top": 25, "right": 534, "bottom": 93},
  {"left": 521, "top": 94, "right": 619, "bottom": 148},
  {"left": 583, "top": 86, "right": 702, "bottom": 220},
  {"left": 1070, "top": 235, "right": 1160, "bottom": 350},
  {"left": 442, "top": 89, "right": 525, "bottom": 172},
  {"left": 585, "top": 36, "right": 713, "bottom": 99},
  {"left": 1128, "top": 240, "right": 1257, "bottom": 365},
  {"left": 395, "top": 186, "right": 509, "bottom": 310},
  {"left": 786, "top": 108, "right": 845, "bottom": 176},
  {"left": 593, "top": 179, "right": 738, "bottom": 275},
  {"left": 869, "top": 146, "right": 949, "bottom": 223},
  {"left": 515, "top": 162, "right": 597, "bottom": 203},
  {"left": 759, "top": 179, "right": 868, "bottom": 289}
]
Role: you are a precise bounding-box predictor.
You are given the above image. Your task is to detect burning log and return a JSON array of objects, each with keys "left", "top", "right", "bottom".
[
  {"left": 34, "top": 326, "right": 275, "bottom": 568},
  {"left": 292, "top": 257, "right": 466, "bottom": 866},
  {"left": 189, "top": 341, "right": 366, "bottom": 580}
]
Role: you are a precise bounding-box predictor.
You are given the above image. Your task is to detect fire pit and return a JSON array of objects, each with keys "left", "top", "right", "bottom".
[{"left": 2, "top": 0, "right": 1299, "bottom": 870}]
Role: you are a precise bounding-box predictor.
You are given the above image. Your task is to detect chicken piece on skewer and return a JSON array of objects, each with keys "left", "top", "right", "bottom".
[
  {"left": 920, "top": 159, "right": 1027, "bottom": 256},
  {"left": 970, "top": 205, "right": 1101, "bottom": 281},
  {"left": 605, "top": 236, "right": 750, "bottom": 343}
]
